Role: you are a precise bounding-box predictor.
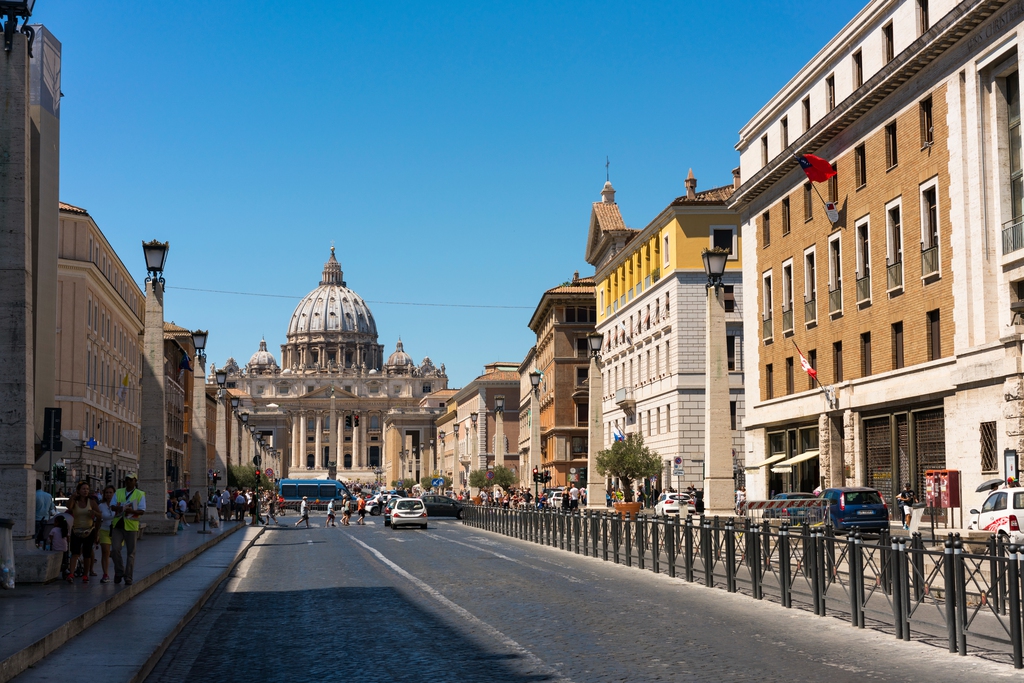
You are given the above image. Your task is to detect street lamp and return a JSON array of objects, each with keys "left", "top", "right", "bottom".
[
  {"left": 191, "top": 329, "right": 208, "bottom": 363},
  {"left": 586, "top": 332, "right": 604, "bottom": 508},
  {"left": 0, "top": 0, "right": 35, "bottom": 54},
  {"left": 231, "top": 397, "right": 241, "bottom": 411},
  {"left": 702, "top": 247, "right": 732, "bottom": 516},
  {"left": 493, "top": 396, "right": 505, "bottom": 474},
  {"left": 528, "top": 370, "right": 542, "bottom": 497},
  {"left": 215, "top": 368, "right": 227, "bottom": 388},
  {"left": 142, "top": 240, "right": 170, "bottom": 284}
]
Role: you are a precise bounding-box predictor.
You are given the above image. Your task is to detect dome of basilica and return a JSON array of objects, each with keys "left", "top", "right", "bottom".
[
  {"left": 247, "top": 337, "right": 279, "bottom": 373},
  {"left": 386, "top": 339, "right": 414, "bottom": 367},
  {"left": 287, "top": 247, "right": 377, "bottom": 339}
]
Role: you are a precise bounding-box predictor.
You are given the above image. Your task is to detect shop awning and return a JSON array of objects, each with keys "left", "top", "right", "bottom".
[
  {"left": 744, "top": 453, "right": 788, "bottom": 470},
  {"left": 775, "top": 450, "right": 820, "bottom": 467}
]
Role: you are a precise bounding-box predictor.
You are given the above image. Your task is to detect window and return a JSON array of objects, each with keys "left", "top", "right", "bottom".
[
  {"left": 828, "top": 233, "right": 842, "bottom": 295},
  {"left": 920, "top": 96, "right": 933, "bottom": 146},
  {"left": 763, "top": 271, "right": 774, "bottom": 328},
  {"left": 891, "top": 321, "right": 904, "bottom": 369},
  {"left": 712, "top": 227, "right": 734, "bottom": 255},
  {"left": 576, "top": 402, "right": 588, "bottom": 427},
  {"left": 765, "top": 364, "right": 774, "bottom": 400},
  {"left": 882, "top": 21, "right": 894, "bottom": 64},
  {"left": 802, "top": 96, "right": 811, "bottom": 132},
  {"left": 804, "top": 247, "right": 817, "bottom": 318},
  {"left": 727, "top": 335, "right": 736, "bottom": 371},
  {"left": 885, "top": 121, "right": 898, "bottom": 168},
  {"left": 921, "top": 183, "right": 939, "bottom": 276},
  {"left": 782, "top": 260, "right": 794, "bottom": 331},
  {"left": 861, "top": 332, "right": 872, "bottom": 376},
  {"left": 762, "top": 211, "right": 770, "bottom": 247},
  {"left": 565, "top": 306, "right": 576, "bottom": 323},
  {"left": 761, "top": 134, "right": 769, "bottom": 166},
  {"left": 927, "top": 309, "right": 941, "bottom": 360},
  {"left": 833, "top": 341, "right": 843, "bottom": 383},
  {"left": 781, "top": 116, "right": 789, "bottom": 148},
  {"left": 855, "top": 144, "right": 867, "bottom": 188},
  {"left": 723, "top": 284, "right": 735, "bottom": 313},
  {"left": 853, "top": 50, "right": 863, "bottom": 88},
  {"left": 576, "top": 367, "right": 588, "bottom": 386},
  {"left": 730, "top": 401, "right": 737, "bottom": 430},
  {"left": 781, "top": 197, "right": 791, "bottom": 235},
  {"left": 663, "top": 234, "right": 670, "bottom": 267},
  {"left": 827, "top": 163, "right": 838, "bottom": 203},
  {"left": 981, "top": 421, "right": 998, "bottom": 473},
  {"left": 917, "top": 0, "right": 930, "bottom": 34},
  {"left": 826, "top": 74, "right": 836, "bottom": 111},
  {"left": 856, "top": 218, "right": 871, "bottom": 279},
  {"left": 1009, "top": 72, "right": 1023, "bottom": 224},
  {"left": 785, "top": 357, "right": 794, "bottom": 394},
  {"left": 804, "top": 182, "right": 813, "bottom": 221},
  {"left": 886, "top": 200, "right": 903, "bottom": 286},
  {"left": 576, "top": 337, "right": 588, "bottom": 358},
  {"left": 807, "top": 350, "right": 817, "bottom": 390},
  {"left": 665, "top": 405, "right": 671, "bottom": 431}
]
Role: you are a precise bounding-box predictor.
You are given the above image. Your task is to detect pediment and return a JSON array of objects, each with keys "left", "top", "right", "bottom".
[{"left": 301, "top": 385, "right": 358, "bottom": 400}]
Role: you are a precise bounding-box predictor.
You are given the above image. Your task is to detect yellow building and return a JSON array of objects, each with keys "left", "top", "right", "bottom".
[{"left": 585, "top": 173, "right": 746, "bottom": 489}]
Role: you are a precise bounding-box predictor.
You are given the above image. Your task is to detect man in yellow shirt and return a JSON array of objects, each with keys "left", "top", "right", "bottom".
[{"left": 109, "top": 473, "right": 146, "bottom": 586}]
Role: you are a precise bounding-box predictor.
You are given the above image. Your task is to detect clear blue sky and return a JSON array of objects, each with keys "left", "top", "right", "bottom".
[{"left": 41, "top": 0, "right": 862, "bottom": 387}]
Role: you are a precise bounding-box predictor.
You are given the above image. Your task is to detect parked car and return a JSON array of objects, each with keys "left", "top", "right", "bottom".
[
  {"left": 821, "top": 487, "right": 889, "bottom": 533},
  {"left": 391, "top": 498, "right": 429, "bottom": 529},
  {"left": 969, "top": 488, "right": 1024, "bottom": 543},
  {"left": 763, "top": 492, "right": 819, "bottom": 524},
  {"left": 654, "top": 493, "right": 692, "bottom": 515},
  {"left": 383, "top": 497, "right": 402, "bottom": 527},
  {"left": 549, "top": 491, "right": 565, "bottom": 509},
  {"left": 420, "top": 494, "right": 463, "bottom": 519}
]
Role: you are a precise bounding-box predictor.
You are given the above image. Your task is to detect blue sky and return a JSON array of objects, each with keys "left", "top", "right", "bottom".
[{"left": 41, "top": 0, "right": 862, "bottom": 387}]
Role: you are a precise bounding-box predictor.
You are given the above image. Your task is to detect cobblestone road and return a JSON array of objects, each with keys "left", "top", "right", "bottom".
[{"left": 147, "top": 516, "right": 1012, "bottom": 682}]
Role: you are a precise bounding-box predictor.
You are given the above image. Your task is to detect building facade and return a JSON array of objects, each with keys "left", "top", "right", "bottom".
[
  {"left": 213, "top": 247, "right": 448, "bottom": 484},
  {"left": 731, "top": 0, "right": 1024, "bottom": 509},
  {"left": 586, "top": 176, "right": 746, "bottom": 491},
  {"left": 525, "top": 273, "right": 596, "bottom": 487},
  {"left": 54, "top": 202, "right": 144, "bottom": 490}
]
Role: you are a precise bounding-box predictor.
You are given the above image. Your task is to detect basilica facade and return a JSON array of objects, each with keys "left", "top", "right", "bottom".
[{"left": 211, "top": 247, "right": 448, "bottom": 484}]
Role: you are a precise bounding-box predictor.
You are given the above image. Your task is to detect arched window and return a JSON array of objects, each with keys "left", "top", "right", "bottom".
[
  {"left": 370, "top": 415, "right": 380, "bottom": 430},
  {"left": 306, "top": 454, "right": 314, "bottom": 469},
  {"left": 344, "top": 453, "right": 352, "bottom": 468}
]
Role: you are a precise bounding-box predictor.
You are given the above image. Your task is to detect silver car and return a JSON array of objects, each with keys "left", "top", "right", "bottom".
[{"left": 390, "top": 498, "right": 429, "bottom": 529}]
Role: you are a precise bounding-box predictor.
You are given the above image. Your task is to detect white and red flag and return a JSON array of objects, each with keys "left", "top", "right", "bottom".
[{"left": 799, "top": 352, "right": 817, "bottom": 380}]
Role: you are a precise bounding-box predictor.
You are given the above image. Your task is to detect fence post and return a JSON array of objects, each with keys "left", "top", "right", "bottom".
[
  {"left": 817, "top": 528, "right": 828, "bottom": 617},
  {"left": 625, "top": 512, "right": 633, "bottom": 567},
  {"left": 750, "top": 521, "right": 762, "bottom": 599},
  {"left": 702, "top": 516, "right": 713, "bottom": 587},
  {"left": 725, "top": 518, "right": 736, "bottom": 593},
  {"left": 809, "top": 527, "right": 820, "bottom": 615},
  {"left": 802, "top": 524, "right": 812, "bottom": 580},
  {"left": 942, "top": 535, "right": 956, "bottom": 652},
  {"left": 662, "top": 515, "right": 673, "bottom": 578},
  {"left": 954, "top": 537, "right": 967, "bottom": 656},
  {"left": 652, "top": 518, "right": 660, "bottom": 574},
  {"left": 592, "top": 511, "right": 599, "bottom": 558},
  {"left": 1009, "top": 544, "right": 1023, "bottom": 669},
  {"left": 989, "top": 535, "right": 1001, "bottom": 616},
  {"left": 891, "top": 536, "right": 904, "bottom": 640},
  {"left": 899, "top": 537, "right": 911, "bottom": 641},
  {"left": 912, "top": 532, "right": 924, "bottom": 603},
  {"left": 684, "top": 515, "right": 694, "bottom": 583},
  {"left": 848, "top": 532, "right": 860, "bottom": 627},
  {"left": 779, "top": 523, "right": 791, "bottom": 608}
]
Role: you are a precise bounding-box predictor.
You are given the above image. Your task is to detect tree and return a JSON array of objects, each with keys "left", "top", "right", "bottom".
[
  {"left": 469, "top": 469, "right": 488, "bottom": 489},
  {"left": 469, "top": 466, "right": 517, "bottom": 490},
  {"left": 227, "top": 465, "right": 272, "bottom": 491},
  {"left": 595, "top": 433, "right": 662, "bottom": 502}
]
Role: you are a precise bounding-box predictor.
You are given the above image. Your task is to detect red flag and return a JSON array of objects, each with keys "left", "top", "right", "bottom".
[
  {"left": 797, "top": 154, "right": 836, "bottom": 183},
  {"left": 799, "top": 352, "right": 817, "bottom": 380}
]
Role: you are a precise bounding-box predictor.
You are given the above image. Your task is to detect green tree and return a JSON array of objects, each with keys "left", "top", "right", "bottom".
[
  {"left": 401, "top": 478, "right": 417, "bottom": 491},
  {"left": 227, "top": 465, "right": 273, "bottom": 491},
  {"left": 469, "top": 469, "right": 488, "bottom": 489},
  {"left": 469, "top": 466, "right": 517, "bottom": 490},
  {"left": 595, "top": 433, "right": 662, "bottom": 502}
]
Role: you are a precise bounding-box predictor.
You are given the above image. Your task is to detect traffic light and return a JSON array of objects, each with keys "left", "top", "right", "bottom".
[
  {"left": 353, "top": 414, "right": 360, "bottom": 427},
  {"left": 532, "top": 466, "right": 540, "bottom": 483},
  {"left": 543, "top": 471, "right": 552, "bottom": 483},
  {"left": 104, "top": 470, "right": 112, "bottom": 485},
  {"left": 345, "top": 415, "right": 352, "bottom": 429},
  {"left": 254, "top": 468, "right": 261, "bottom": 480}
]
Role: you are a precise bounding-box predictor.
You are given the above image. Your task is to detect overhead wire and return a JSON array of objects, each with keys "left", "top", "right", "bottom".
[{"left": 166, "top": 286, "right": 532, "bottom": 310}]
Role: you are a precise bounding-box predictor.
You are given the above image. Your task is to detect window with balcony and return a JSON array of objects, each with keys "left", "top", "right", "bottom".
[
  {"left": 828, "top": 233, "right": 842, "bottom": 314},
  {"left": 804, "top": 247, "right": 817, "bottom": 324},
  {"left": 1005, "top": 71, "right": 1024, "bottom": 254},
  {"left": 921, "top": 183, "right": 939, "bottom": 277},
  {"left": 886, "top": 200, "right": 904, "bottom": 291},
  {"left": 782, "top": 260, "right": 794, "bottom": 333},
  {"left": 762, "top": 271, "right": 774, "bottom": 342},
  {"left": 856, "top": 218, "right": 871, "bottom": 303}
]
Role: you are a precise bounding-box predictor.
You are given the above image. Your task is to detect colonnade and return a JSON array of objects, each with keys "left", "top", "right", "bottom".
[{"left": 289, "top": 409, "right": 371, "bottom": 470}]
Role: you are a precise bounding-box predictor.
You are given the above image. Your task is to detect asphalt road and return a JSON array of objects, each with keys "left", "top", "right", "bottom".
[{"left": 147, "top": 515, "right": 1013, "bottom": 682}]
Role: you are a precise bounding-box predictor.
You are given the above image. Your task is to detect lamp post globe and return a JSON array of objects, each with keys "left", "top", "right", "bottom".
[
  {"left": 215, "top": 368, "right": 227, "bottom": 387},
  {"left": 141, "top": 240, "right": 170, "bottom": 283}
]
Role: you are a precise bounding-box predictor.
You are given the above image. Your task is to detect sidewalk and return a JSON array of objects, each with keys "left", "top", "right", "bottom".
[{"left": 0, "top": 520, "right": 246, "bottom": 683}]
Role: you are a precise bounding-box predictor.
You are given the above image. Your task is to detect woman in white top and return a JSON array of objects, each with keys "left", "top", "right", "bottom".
[{"left": 96, "top": 486, "right": 115, "bottom": 583}]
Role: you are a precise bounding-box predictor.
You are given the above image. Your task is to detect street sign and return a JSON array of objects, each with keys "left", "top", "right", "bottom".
[
  {"left": 208, "top": 469, "right": 214, "bottom": 476},
  {"left": 86, "top": 437, "right": 97, "bottom": 450},
  {"left": 486, "top": 471, "right": 494, "bottom": 480},
  {"left": 253, "top": 455, "right": 262, "bottom": 467},
  {"left": 570, "top": 467, "right": 577, "bottom": 474},
  {"left": 431, "top": 477, "right": 444, "bottom": 487},
  {"left": 265, "top": 468, "right": 274, "bottom": 478},
  {"left": 673, "top": 457, "right": 683, "bottom": 466}
]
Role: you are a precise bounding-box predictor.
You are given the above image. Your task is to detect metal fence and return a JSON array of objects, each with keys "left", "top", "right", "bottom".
[{"left": 463, "top": 507, "right": 1024, "bottom": 668}]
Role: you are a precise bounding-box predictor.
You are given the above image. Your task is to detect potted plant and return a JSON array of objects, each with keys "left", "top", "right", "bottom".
[{"left": 596, "top": 433, "right": 663, "bottom": 519}]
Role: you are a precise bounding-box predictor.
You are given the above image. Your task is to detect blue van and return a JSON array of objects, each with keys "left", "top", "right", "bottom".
[
  {"left": 277, "top": 479, "right": 354, "bottom": 503},
  {"left": 821, "top": 487, "right": 889, "bottom": 533}
]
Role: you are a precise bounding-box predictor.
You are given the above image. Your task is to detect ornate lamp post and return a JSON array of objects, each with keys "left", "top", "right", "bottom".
[
  {"left": 493, "top": 396, "right": 505, "bottom": 473},
  {"left": 529, "top": 370, "right": 542, "bottom": 492},
  {"left": 702, "top": 248, "right": 733, "bottom": 517},
  {"left": 586, "top": 332, "right": 605, "bottom": 507},
  {"left": 190, "top": 330, "right": 212, "bottom": 535},
  {"left": 468, "top": 413, "right": 478, "bottom": 492},
  {"left": 140, "top": 240, "right": 171, "bottom": 531}
]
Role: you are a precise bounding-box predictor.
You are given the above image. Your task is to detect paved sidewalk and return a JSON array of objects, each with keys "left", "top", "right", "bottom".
[{"left": 0, "top": 520, "right": 247, "bottom": 683}]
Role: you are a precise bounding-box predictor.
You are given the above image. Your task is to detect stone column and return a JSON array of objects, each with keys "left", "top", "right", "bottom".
[
  {"left": 0, "top": 32, "right": 35, "bottom": 546},
  {"left": 190, "top": 359, "right": 208, "bottom": 496},
  {"left": 495, "top": 409, "right": 505, "bottom": 468},
  {"left": 703, "top": 285, "right": 733, "bottom": 517},
  {"left": 291, "top": 413, "right": 300, "bottom": 469},
  {"left": 354, "top": 414, "right": 362, "bottom": 469},
  {"left": 215, "top": 394, "right": 227, "bottom": 481},
  {"left": 819, "top": 412, "right": 844, "bottom": 489},
  {"left": 336, "top": 410, "right": 343, "bottom": 469},
  {"left": 140, "top": 278, "right": 173, "bottom": 533},
  {"left": 586, "top": 353, "right": 605, "bottom": 507},
  {"left": 530, "top": 387, "right": 542, "bottom": 489},
  {"left": 329, "top": 392, "right": 336, "bottom": 470},
  {"left": 314, "top": 412, "right": 323, "bottom": 469}
]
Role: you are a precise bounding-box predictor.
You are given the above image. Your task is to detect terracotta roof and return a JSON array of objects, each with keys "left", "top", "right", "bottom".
[
  {"left": 591, "top": 201, "right": 629, "bottom": 232},
  {"left": 475, "top": 370, "right": 520, "bottom": 383},
  {"left": 428, "top": 389, "right": 459, "bottom": 398},
  {"left": 164, "top": 322, "right": 192, "bottom": 336},
  {"left": 543, "top": 278, "right": 596, "bottom": 296},
  {"left": 59, "top": 201, "right": 89, "bottom": 215},
  {"left": 670, "top": 183, "right": 736, "bottom": 206}
]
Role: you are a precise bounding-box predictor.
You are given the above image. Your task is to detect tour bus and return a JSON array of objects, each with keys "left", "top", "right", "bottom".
[{"left": 277, "top": 479, "right": 354, "bottom": 505}]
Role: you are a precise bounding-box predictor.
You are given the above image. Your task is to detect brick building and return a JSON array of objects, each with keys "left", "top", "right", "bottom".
[{"left": 731, "top": 0, "right": 1024, "bottom": 508}]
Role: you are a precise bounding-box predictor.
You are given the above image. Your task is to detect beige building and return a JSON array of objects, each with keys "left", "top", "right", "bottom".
[{"left": 54, "top": 202, "right": 144, "bottom": 489}]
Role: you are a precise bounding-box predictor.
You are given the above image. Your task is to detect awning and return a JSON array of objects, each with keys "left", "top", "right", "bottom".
[
  {"left": 775, "top": 450, "right": 820, "bottom": 467},
  {"left": 744, "top": 453, "right": 788, "bottom": 470}
]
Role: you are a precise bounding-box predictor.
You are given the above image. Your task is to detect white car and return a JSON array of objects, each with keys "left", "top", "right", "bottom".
[
  {"left": 655, "top": 493, "right": 693, "bottom": 516},
  {"left": 391, "top": 498, "right": 429, "bottom": 529},
  {"left": 969, "top": 488, "right": 1024, "bottom": 543},
  {"left": 54, "top": 497, "right": 69, "bottom": 515}
]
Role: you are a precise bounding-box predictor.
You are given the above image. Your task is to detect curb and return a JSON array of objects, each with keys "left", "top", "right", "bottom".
[
  {"left": 130, "top": 525, "right": 265, "bottom": 683},
  {"left": 0, "top": 523, "right": 246, "bottom": 683}
]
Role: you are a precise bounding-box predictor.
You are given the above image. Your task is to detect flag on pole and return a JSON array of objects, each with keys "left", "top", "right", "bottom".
[
  {"left": 799, "top": 352, "right": 817, "bottom": 380},
  {"left": 178, "top": 353, "right": 192, "bottom": 382},
  {"left": 796, "top": 154, "right": 837, "bottom": 183},
  {"left": 613, "top": 425, "right": 626, "bottom": 442},
  {"left": 117, "top": 373, "right": 129, "bottom": 404},
  {"left": 618, "top": 320, "right": 632, "bottom": 346}
]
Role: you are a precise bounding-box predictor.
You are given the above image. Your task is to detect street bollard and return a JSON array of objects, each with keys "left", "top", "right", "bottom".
[
  {"left": 779, "top": 523, "right": 791, "bottom": 608},
  {"left": 891, "top": 536, "right": 904, "bottom": 640},
  {"left": 1009, "top": 544, "right": 1023, "bottom": 669},
  {"left": 943, "top": 535, "right": 956, "bottom": 652},
  {"left": 702, "top": 516, "right": 713, "bottom": 588},
  {"left": 725, "top": 518, "right": 736, "bottom": 593},
  {"left": 848, "top": 532, "right": 860, "bottom": 627},
  {"left": 954, "top": 537, "right": 967, "bottom": 655},
  {"left": 684, "top": 515, "right": 695, "bottom": 583},
  {"left": 899, "top": 537, "right": 911, "bottom": 641},
  {"left": 808, "top": 527, "right": 820, "bottom": 615},
  {"left": 665, "top": 516, "right": 676, "bottom": 578},
  {"left": 652, "top": 519, "right": 661, "bottom": 574}
]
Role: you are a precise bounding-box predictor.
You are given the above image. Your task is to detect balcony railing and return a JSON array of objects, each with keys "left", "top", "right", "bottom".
[
  {"left": 828, "top": 284, "right": 842, "bottom": 314},
  {"left": 887, "top": 260, "right": 903, "bottom": 290},
  {"left": 1004, "top": 217, "right": 1024, "bottom": 255},
  {"left": 804, "top": 298, "right": 816, "bottom": 324},
  {"left": 762, "top": 316, "right": 773, "bottom": 341},
  {"left": 782, "top": 307, "right": 793, "bottom": 333},
  {"left": 856, "top": 272, "right": 871, "bottom": 303},
  {"left": 921, "top": 244, "right": 938, "bottom": 277}
]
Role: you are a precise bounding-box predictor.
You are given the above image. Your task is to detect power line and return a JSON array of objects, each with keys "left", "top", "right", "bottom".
[{"left": 166, "top": 286, "right": 532, "bottom": 310}]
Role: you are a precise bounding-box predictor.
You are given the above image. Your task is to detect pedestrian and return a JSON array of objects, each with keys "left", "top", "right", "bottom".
[
  {"left": 341, "top": 497, "right": 352, "bottom": 526},
  {"left": 234, "top": 490, "right": 246, "bottom": 522},
  {"left": 66, "top": 481, "right": 101, "bottom": 584},
  {"left": 897, "top": 483, "right": 917, "bottom": 530},
  {"left": 326, "top": 498, "right": 336, "bottom": 527},
  {"left": 267, "top": 494, "right": 278, "bottom": 525},
  {"left": 48, "top": 515, "right": 69, "bottom": 578},
  {"left": 109, "top": 472, "right": 146, "bottom": 586},
  {"left": 96, "top": 485, "right": 115, "bottom": 583},
  {"left": 191, "top": 491, "right": 203, "bottom": 524},
  {"left": 177, "top": 495, "right": 190, "bottom": 529},
  {"left": 220, "top": 489, "right": 231, "bottom": 521},
  {"left": 294, "top": 496, "right": 311, "bottom": 528},
  {"left": 357, "top": 495, "right": 366, "bottom": 524},
  {"left": 34, "top": 479, "right": 54, "bottom": 548}
]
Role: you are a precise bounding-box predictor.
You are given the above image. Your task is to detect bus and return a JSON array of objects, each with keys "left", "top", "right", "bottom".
[{"left": 277, "top": 479, "right": 354, "bottom": 504}]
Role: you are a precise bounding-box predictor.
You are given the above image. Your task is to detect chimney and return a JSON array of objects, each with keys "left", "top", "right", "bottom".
[
  {"left": 732, "top": 167, "right": 741, "bottom": 190},
  {"left": 685, "top": 168, "right": 696, "bottom": 200},
  {"left": 572, "top": 270, "right": 579, "bottom": 282}
]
